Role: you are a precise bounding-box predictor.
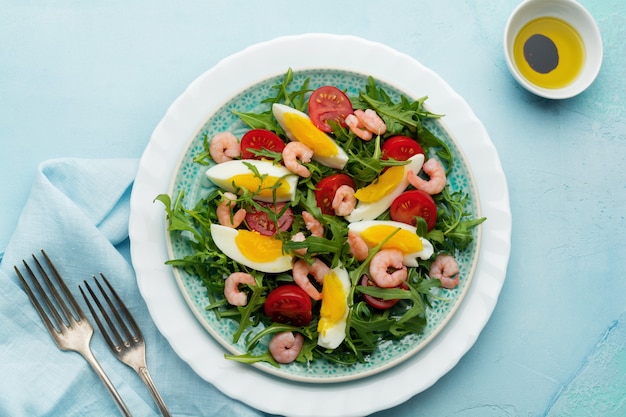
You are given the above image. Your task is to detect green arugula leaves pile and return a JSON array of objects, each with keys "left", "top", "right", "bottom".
[{"left": 156, "top": 69, "right": 485, "bottom": 368}]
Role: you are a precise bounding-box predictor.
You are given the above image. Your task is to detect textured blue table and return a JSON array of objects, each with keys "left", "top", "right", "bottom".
[{"left": 2, "top": 1, "right": 625, "bottom": 416}]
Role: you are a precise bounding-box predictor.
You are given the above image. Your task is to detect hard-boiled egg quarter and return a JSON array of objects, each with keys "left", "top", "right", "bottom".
[
  {"left": 344, "top": 153, "right": 424, "bottom": 223},
  {"left": 348, "top": 220, "right": 433, "bottom": 267},
  {"left": 272, "top": 103, "right": 348, "bottom": 170},
  {"left": 317, "top": 265, "right": 351, "bottom": 350},
  {"left": 210, "top": 224, "right": 293, "bottom": 273},
  {"left": 205, "top": 159, "right": 299, "bottom": 202}
]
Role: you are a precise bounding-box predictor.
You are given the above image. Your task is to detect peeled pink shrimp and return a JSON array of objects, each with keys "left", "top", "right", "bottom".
[
  {"left": 355, "top": 109, "right": 387, "bottom": 136},
  {"left": 292, "top": 258, "right": 330, "bottom": 300},
  {"left": 290, "top": 232, "right": 307, "bottom": 256},
  {"left": 407, "top": 158, "right": 447, "bottom": 195},
  {"left": 224, "top": 272, "right": 255, "bottom": 306},
  {"left": 282, "top": 141, "right": 314, "bottom": 178},
  {"left": 345, "top": 109, "right": 387, "bottom": 140},
  {"left": 209, "top": 131, "right": 240, "bottom": 163},
  {"left": 290, "top": 212, "right": 324, "bottom": 256},
  {"left": 216, "top": 192, "right": 247, "bottom": 228},
  {"left": 269, "top": 331, "right": 304, "bottom": 364},
  {"left": 332, "top": 184, "right": 356, "bottom": 216},
  {"left": 369, "top": 249, "right": 408, "bottom": 288},
  {"left": 429, "top": 254, "right": 460, "bottom": 289},
  {"left": 345, "top": 114, "right": 373, "bottom": 141},
  {"left": 302, "top": 210, "right": 324, "bottom": 237},
  {"left": 348, "top": 231, "right": 369, "bottom": 261}
]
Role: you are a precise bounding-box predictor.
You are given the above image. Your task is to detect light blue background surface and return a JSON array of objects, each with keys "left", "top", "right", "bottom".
[{"left": 2, "top": 1, "right": 625, "bottom": 416}]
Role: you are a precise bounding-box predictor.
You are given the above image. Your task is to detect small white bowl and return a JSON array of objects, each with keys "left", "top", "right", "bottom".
[{"left": 504, "top": 0, "right": 603, "bottom": 99}]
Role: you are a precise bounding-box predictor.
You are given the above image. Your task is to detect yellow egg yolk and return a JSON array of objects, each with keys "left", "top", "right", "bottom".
[
  {"left": 283, "top": 112, "right": 338, "bottom": 157},
  {"left": 234, "top": 230, "right": 284, "bottom": 262},
  {"left": 229, "top": 173, "right": 292, "bottom": 199},
  {"left": 318, "top": 271, "right": 347, "bottom": 335},
  {"left": 360, "top": 225, "right": 423, "bottom": 253},
  {"left": 354, "top": 165, "right": 405, "bottom": 203}
]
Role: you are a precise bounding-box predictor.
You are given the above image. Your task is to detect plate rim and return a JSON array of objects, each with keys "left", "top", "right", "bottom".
[{"left": 129, "top": 33, "right": 511, "bottom": 417}]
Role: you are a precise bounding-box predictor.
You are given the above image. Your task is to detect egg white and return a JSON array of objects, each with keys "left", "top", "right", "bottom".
[
  {"left": 205, "top": 159, "right": 299, "bottom": 202},
  {"left": 210, "top": 224, "right": 293, "bottom": 273},
  {"left": 348, "top": 220, "right": 433, "bottom": 267},
  {"left": 272, "top": 103, "right": 348, "bottom": 170},
  {"left": 344, "top": 153, "right": 424, "bottom": 223},
  {"left": 317, "top": 265, "right": 351, "bottom": 350}
]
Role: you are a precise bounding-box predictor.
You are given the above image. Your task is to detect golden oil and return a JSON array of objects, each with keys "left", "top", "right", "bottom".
[{"left": 513, "top": 17, "right": 585, "bottom": 89}]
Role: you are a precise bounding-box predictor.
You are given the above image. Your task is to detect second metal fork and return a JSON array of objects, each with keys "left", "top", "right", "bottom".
[{"left": 80, "top": 274, "right": 171, "bottom": 417}]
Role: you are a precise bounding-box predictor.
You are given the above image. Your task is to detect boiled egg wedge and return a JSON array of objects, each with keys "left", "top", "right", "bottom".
[
  {"left": 272, "top": 103, "right": 348, "bottom": 170},
  {"left": 205, "top": 159, "right": 299, "bottom": 203},
  {"left": 210, "top": 224, "right": 293, "bottom": 273},
  {"left": 317, "top": 265, "right": 351, "bottom": 350},
  {"left": 344, "top": 153, "right": 424, "bottom": 223},
  {"left": 347, "top": 220, "right": 433, "bottom": 267}
]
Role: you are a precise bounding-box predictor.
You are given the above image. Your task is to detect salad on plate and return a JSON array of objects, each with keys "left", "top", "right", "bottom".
[{"left": 157, "top": 68, "right": 485, "bottom": 373}]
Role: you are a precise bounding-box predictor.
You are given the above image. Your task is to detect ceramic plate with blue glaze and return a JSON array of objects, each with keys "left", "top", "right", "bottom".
[
  {"left": 130, "top": 34, "right": 511, "bottom": 416},
  {"left": 167, "top": 69, "right": 480, "bottom": 383}
]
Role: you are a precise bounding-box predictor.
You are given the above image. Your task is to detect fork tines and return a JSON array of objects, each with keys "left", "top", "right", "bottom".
[
  {"left": 80, "top": 274, "right": 142, "bottom": 353},
  {"left": 14, "top": 250, "right": 87, "bottom": 338}
]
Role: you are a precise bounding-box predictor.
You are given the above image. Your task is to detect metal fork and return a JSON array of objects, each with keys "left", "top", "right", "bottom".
[
  {"left": 14, "top": 250, "right": 132, "bottom": 417},
  {"left": 80, "top": 274, "right": 171, "bottom": 417}
]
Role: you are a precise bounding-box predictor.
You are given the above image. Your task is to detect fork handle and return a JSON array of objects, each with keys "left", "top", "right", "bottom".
[
  {"left": 137, "top": 367, "right": 172, "bottom": 417},
  {"left": 80, "top": 349, "right": 133, "bottom": 417}
]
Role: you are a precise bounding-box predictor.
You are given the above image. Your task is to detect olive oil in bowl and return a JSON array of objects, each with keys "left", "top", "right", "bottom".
[{"left": 513, "top": 16, "right": 585, "bottom": 89}]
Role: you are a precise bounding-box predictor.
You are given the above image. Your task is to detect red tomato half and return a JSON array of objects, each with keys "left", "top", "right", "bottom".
[
  {"left": 264, "top": 284, "right": 313, "bottom": 326},
  {"left": 240, "top": 129, "right": 285, "bottom": 159},
  {"left": 314, "top": 173, "right": 356, "bottom": 215},
  {"left": 360, "top": 275, "right": 408, "bottom": 310},
  {"left": 390, "top": 189, "right": 437, "bottom": 230},
  {"left": 381, "top": 136, "right": 424, "bottom": 161},
  {"left": 308, "top": 86, "right": 354, "bottom": 133},
  {"left": 245, "top": 202, "right": 293, "bottom": 236}
]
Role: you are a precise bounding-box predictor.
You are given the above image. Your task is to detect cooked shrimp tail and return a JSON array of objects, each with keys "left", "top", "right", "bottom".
[
  {"left": 210, "top": 131, "right": 241, "bottom": 163},
  {"left": 407, "top": 158, "right": 446, "bottom": 195},
  {"left": 224, "top": 272, "right": 256, "bottom": 306},
  {"left": 292, "top": 258, "right": 330, "bottom": 300},
  {"left": 216, "top": 191, "right": 247, "bottom": 228},
  {"left": 290, "top": 231, "right": 307, "bottom": 256},
  {"left": 369, "top": 249, "right": 408, "bottom": 288},
  {"left": 345, "top": 109, "right": 387, "bottom": 140},
  {"left": 345, "top": 114, "right": 373, "bottom": 141},
  {"left": 348, "top": 231, "right": 369, "bottom": 261},
  {"left": 302, "top": 210, "right": 324, "bottom": 237},
  {"left": 429, "top": 254, "right": 460, "bottom": 289},
  {"left": 269, "top": 331, "right": 304, "bottom": 364},
  {"left": 357, "top": 109, "right": 387, "bottom": 136},
  {"left": 282, "top": 141, "right": 314, "bottom": 177},
  {"left": 332, "top": 184, "right": 356, "bottom": 216}
]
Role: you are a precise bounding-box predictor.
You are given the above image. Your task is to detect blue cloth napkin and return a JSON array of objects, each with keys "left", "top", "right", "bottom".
[{"left": 0, "top": 158, "right": 265, "bottom": 417}]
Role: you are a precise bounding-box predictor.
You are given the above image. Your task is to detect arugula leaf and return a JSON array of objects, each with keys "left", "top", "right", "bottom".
[
  {"left": 231, "top": 110, "right": 281, "bottom": 132},
  {"left": 432, "top": 188, "right": 486, "bottom": 253},
  {"left": 232, "top": 67, "right": 312, "bottom": 135}
]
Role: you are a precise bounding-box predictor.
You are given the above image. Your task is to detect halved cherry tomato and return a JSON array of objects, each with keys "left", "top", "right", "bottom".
[
  {"left": 390, "top": 189, "right": 437, "bottom": 230},
  {"left": 240, "top": 129, "right": 285, "bottom": 159},
  {"left": 264, "top": 284, "right": 313, "bottom": 326},
  {"left": 245, "top": 202, "right": 293, "bottom": 236},
  {"left": 314, "top": 173, "right": 356, "bottom": 215},
  {"left": 308, "top": 86, "right": 354, "bottom": 133},
  {"left": 381, "top": 136, "right": 424, "bottom": 161},
  {"left": 360, "top": 275, "right": 408, "bottom": 310}
]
